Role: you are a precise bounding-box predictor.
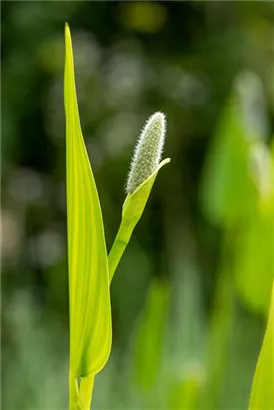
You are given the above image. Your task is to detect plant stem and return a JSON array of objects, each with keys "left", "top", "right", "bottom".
[
  {"left": 79, "top": 374, "right": 95, "bottom": 410},
  {"left": 108, "top": 220, "right": 132, "bottom": 282},
  {"left": 69, "top": 371, "right": 79, "bottom": 410}
]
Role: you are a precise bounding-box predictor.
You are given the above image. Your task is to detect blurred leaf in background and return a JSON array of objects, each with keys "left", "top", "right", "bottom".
[
  {"left": 132, "top": 279, "right": 170, "bottom": 393},
  {"left": 249, "top": 283, "right": 274, "bottom": 410},
  {"left": 200, "top": 71, "right": 266, "bottom": 227},
  {"left": 235, "top": 141, "right": 274, "bottom": 314}
]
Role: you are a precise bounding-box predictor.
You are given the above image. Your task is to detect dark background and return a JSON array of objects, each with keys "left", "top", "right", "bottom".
[{"left": 2, "top": 2, "right": 274, "bottom": 409}]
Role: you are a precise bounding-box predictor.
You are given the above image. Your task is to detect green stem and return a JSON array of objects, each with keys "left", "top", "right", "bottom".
[
  {"left": 108, "top": 159, "right": 170, "bottom": 282},
  {"left": 79, "top": 374, "right": 95, "bottom": 410},
  {"left": 69, "top": 371, "right": 79, "bottom": 410},
  {"left": 108, "top": 219, "right": 132, "bottom": 282}
]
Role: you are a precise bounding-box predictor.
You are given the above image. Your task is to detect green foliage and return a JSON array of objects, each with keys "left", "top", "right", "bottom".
[
  {"left": 64, "top": 24, "right": 112, "bottom": 409},
  {"left": 200, "top": 72, "right": 273, "bottom": 315},
  {"left": 200, "top": 72, "right": 268, "bottom": 228},
  {"left": 132, "top": 279, "right": 170, "bottom": 391},
  {"left": 249, "top": 283, "right": 274, "bottom": 409},
  {"left": 200, "top": 70, "right": 273, "bottom": 409},
  {"left": 169, "top": 378, "right": 200, "bottom": 410},
  {"left": 235, "top": 202, "right": 274, "bottom": 314},
  {"left": 2, "top": 3, "right": 274, "bottom": 410},
  {"left": 234, "top": 140, "right": 274, "bottom": 314},
  {"left": 200, "top": 91, "right": 257, "bottom": 227},
  {"left": 109, "top": 158, "right": 170, "bottom": 282},
  {"left": 65, "top": 23, "right": 170, "bottom": 408}
]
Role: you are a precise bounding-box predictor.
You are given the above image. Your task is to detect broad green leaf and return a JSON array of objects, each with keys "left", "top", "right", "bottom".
[
  {"left": 200, "top": 95, "right": 257, "bottom": 227},
  {"left": 64, "top": 23, "right": 112, "bottom": 407},
  {"left": 200, "top": 72, "right": 266, "bottom": 227},
  {"left": 108, "top": 158, "right": 170, "bottom": 281},
  {"left": 249, "top": 282, "right": 274, "bottom": 409}
]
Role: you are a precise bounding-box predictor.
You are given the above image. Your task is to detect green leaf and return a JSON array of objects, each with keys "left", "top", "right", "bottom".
[
  {"left": 200, "top": 72, "right": 267, "bottom": 227},
  {"left": 249, "top": 283, "right": 274, "bottom": 409},
  {"left": 234, "top": 205, "right": 274, "bottom": 315},
  {"left": 108, "top": 158, "right": 170, "bottom": 281},
  {"left": 64, "top": 23, "right": 112, "bottom": 408},
  {"left": 169, "top": 378, "right": 200, "bottom": 410},
  {"left": 133, "top": 279, "right": 170, "bottom": 392},
  {"left": 234, "top": 142, "right": 274, "bottom": 315},
  {"left": 200, "top": 96, "right": 257, "bottom": 227}
]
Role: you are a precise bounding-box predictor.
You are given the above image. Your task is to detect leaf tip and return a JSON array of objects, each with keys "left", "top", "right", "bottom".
[{"left": 65, "top": 22, "right": 71, "bottom": 45}]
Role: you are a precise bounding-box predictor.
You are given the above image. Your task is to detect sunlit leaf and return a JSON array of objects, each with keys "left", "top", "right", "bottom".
[
  {"left": 249, "top": 283, "right": 274, "bottom": 409},
  {"left": 64, "top": 23, "right": 112, "bottom": 408}
]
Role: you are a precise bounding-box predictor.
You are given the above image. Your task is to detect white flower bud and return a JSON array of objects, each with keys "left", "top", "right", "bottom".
[{"left": 126, "top": 112, "right": 166, "bottom": 194}]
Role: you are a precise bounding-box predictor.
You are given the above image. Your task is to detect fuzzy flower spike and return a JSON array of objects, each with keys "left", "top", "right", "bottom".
[
  {"left": 108, "top": 111, "right": 169, "bottom": 281},
  {"left": 126, "top": 112, "right": 166, "bottom": 194}
]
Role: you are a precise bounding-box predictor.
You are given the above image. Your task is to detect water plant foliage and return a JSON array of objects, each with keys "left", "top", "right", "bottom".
[{"left": 64, "top": 23, "right": 112, "bottom": 409}]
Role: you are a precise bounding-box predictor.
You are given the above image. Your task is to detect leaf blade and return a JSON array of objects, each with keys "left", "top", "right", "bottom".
[
  {"left": 249, "top": 282, "right": 274, "bottom": 409},
  {"left": 64, "top": 23, "right": 112, "bottom": 379}
]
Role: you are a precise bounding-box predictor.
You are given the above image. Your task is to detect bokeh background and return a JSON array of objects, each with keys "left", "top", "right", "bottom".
[{"left": 2, "top": 1, "right": 274, "bottom": 409}]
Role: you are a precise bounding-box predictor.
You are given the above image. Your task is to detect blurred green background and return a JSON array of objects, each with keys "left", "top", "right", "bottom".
[{"left": 2, "top": 1, "right": 274, "bottom": 409}]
